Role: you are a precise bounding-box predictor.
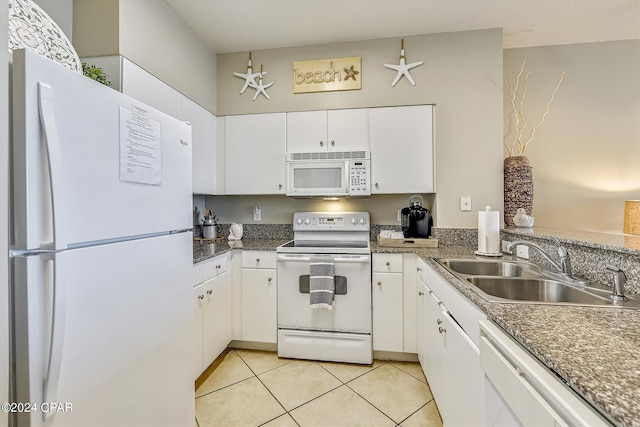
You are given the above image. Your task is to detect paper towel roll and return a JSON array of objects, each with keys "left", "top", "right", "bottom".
[{"left": 478, "top": 206, "right": 500, "bottom": 255}]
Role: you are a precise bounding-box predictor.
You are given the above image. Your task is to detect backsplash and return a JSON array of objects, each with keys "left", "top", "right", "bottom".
[{"left": 502, "top": 228, "right": 640, "bottom": 294}]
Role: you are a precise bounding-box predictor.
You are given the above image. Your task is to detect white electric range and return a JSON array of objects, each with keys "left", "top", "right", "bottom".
[{"left": 276, "top": 212, "right": 373, "bottom": 364}]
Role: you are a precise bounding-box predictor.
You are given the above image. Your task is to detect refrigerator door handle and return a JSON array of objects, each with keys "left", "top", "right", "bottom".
[
  {"left": 38, "top": 82, "right": 68, "bottom": 251},
  {"left": 41, "top": 252, "right": 67, "bottom": 421}
]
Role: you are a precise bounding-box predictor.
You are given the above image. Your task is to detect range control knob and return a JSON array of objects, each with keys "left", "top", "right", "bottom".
[
  {"left": 304, "top": 218, "right": 311, "bottom": 225},
  {"left": 359, "top": 217, "right": 367, "bottom": 225},
  {"left": 351, "top": 218, "right": 358, "bottom": 225},
  {"left": 296, "top": 218, "right": 303, "bottom": 225}
]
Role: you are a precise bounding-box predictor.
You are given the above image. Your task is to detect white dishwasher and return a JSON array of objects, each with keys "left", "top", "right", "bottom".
[{"left": 479, "top": 321, "right": 613, "bottom": 426}]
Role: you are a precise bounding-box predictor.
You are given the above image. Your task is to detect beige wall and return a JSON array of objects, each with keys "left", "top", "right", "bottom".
[
  {"left": 213, "top": 29, "right": 504, "bottom": 227},
  {"left": 504, "top": 40, "right": 640, "bottom": 234},
  {"left": 73, "top": 0, "right": 217, "bottom": 113},
  {"left": 72, "top": 0, "right": 119, "bottom": 57}
]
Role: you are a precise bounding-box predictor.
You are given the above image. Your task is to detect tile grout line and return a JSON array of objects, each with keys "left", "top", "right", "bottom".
[
  {"left": 342, "top": 381, "right": 404, "bottom": 426},
  {"left": 341, "top": 363, "right": 434, "bottom": 425},
  {"left": 232, "top": 350, "right": 294, "bottom": 425}
]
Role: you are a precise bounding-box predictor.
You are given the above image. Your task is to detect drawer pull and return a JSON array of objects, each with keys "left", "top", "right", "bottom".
[
  {"left": 386, "top": 261, "right": 391, "bottom": 266},
  {"left": 256, "top": 258, "right": 261, "bottom": 263},
  {"left": 267, "top": 277, "right": 272, "bottom": 283},
  {"left": 198, "top": 294, "right": 204, "bottom": 300},
  {"left": 439, "top": 326, "right": 447, "bottom": 334},
  {"left": 207, "top": 290, "right": 212, "bottom": 295},
  {"left": 377, "top": 281, "right": 382, "bottom": 286},
  {"left": 437, "top": 318, "right": 443, "bottom": 325},
  {"left": 216, "top": 264, "right": 221, "bottom": 269},
  {"left": 418, "top": 291, "right": 424, "bottom": 296}
]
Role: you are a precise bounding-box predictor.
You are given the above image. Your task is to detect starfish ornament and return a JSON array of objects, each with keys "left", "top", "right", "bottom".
[
  {"left": 233, "top": 52, "right": 267, "bottom": 94},
  {"left": 384, "top": 39, "right": 424, "bottom": 87},
  {"left": 343, "top": 65, "right": 359, "bottom": 81},
  {"left": 252, "top": 65, "right": 273, "bottom": 101}
]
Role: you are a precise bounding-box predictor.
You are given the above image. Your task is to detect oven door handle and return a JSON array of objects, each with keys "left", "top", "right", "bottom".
[{"left": 276, "top": 254, "right": 370, "bottom": 263}]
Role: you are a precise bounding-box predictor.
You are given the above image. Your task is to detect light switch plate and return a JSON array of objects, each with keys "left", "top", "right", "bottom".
[{"left": 253, "top": 206, "right": 262, "bottom": 221}]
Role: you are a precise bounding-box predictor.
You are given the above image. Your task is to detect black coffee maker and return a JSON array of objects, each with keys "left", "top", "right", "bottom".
[{"left": 401, "top": 194, "right": 433, "bottom": 238}]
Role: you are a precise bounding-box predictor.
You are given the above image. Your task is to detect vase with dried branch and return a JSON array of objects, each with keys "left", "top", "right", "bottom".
[{"left": 503, "top": 61, "right": 565, "bottom": 226}]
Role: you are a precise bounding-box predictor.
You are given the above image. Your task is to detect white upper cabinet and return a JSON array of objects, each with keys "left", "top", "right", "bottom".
[
  {"left": 369, "top": 105, "right": 434, "bottom": 194},
  {"left": 177, "top": 94, "right": 218, "bottom": 195},
  {"left": 225, "top": 113, "right": 287, "bottom": 194},
  {"left": 286, "top": 109, "right": 370, "bottom": 152}
]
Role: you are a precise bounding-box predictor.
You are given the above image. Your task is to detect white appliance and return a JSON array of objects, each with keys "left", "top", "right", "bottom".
[
  {"left": 276, "top": 212, "right": 372, "bottom": 364},
  {"left": 285, "top": 151, "right": 371, "bottom": 197},
  {"left": 479, "top": 321, "right": 612, "bottom": 426},
  {"left": 10, "top": 49, "right": 194, "bottom": 426}
]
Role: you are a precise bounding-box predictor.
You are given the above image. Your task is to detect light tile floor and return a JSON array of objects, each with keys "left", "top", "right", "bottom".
[{"left": 195, "top": 349, "right": 443, "bottom": 427}]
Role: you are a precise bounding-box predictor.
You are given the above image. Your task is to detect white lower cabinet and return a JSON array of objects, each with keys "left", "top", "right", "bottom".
[
  {"left": 372, "top": 254, "right": 403, "bottom": 352},
  {"left": 241, "top": 251, "right": 277, "bottom": 343},
  {"left": 372, "top": 253, "right": 417, "bottom": 353},
  {"left": 416, "top": 258, "right": 486, "bottom": 426},
  {"left": 193, "top": 253, "right": 231, "bottom": 379}
]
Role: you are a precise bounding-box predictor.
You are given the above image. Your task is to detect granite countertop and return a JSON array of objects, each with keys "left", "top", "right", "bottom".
[
  {"left": 374, "top": 242, "right": 639, "bottom": 427},
  {"left": 193, "top": 238, "right": 290, "bottom": 263},
  {"left": 194, "top": 238, "right": 639, "bottom": 426}
]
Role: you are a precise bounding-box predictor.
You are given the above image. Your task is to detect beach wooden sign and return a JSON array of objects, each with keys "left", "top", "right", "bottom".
[{"left": 293, "top": 56, "right": 361, "bottom": 93}]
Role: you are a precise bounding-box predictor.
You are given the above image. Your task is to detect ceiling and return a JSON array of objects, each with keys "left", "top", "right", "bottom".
[{"left": 166, "top": 0, "right": 640, "bottom": 53}]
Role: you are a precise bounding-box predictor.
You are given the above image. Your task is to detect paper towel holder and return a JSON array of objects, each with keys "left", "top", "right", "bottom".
[{"left": 475, "top": 205, "right": 503, "bottom": 257}]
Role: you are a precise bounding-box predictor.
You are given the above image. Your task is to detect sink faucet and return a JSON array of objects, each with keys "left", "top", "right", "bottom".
[
  {"left": 506, "top": 236, "right": 577, "bottom": 280},
  {"left": 606, "top": 265, "right": 628, "bottom": 302}
]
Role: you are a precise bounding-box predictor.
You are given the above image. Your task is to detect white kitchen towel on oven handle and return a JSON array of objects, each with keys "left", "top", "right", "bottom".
[{"left": 309, "top": 255, "right": 335, "bottom": 310}]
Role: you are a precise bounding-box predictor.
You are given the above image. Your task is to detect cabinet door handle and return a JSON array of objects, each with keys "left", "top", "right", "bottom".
[
  {"left": 331, "top": 140, "right": 335, "bottom": 146},
  {"left": 278, "top": 184, "right": 283, "bottom": 190},
  {"left": 375, "top": 183, "right": 379, "bottom": 189},
  {"left": 418, "top": 291, "right": 424, "bottom": 296},
  {"left": 216, "top": 264, "right": 221, "bottom": 269},
  {"left": 256, "top": 258, "right": 261, "bottom": 263},
  {"left": 320, "top": 141, "right": 324, "bottom": 147},
  {"left": 385, "top": 261, "right": 390, "bottom": 267},
  {"left": 198, "top": 294, "right": 204, "bottom": 300},
  {"left": 417, "top": 267, "right": 422, "bottom": 272},
  {"left": 377, "top": 281, "right": 382, "bottom": 286},
  {"left": 439, "top": 326, "right": 447, "bottom": 334},
  {"left": 207, "top": 290, "right": 212, "bottom": 295},
  {"left": 267, "top": 277, "right": 272, "bottom": 283}
]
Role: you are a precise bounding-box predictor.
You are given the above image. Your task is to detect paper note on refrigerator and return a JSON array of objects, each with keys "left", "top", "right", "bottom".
[{"left": 119, "top": 105, "right": 162, "bottom": 185}]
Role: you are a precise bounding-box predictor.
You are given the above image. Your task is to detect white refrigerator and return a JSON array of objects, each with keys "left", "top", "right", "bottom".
[{"left": 10, "top": 49, "right": 195, "bottom": 426}]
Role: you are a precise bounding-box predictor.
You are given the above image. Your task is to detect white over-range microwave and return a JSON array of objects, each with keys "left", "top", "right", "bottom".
[{"left": 286, "top": 151, "right": 371, "bottom": 197}]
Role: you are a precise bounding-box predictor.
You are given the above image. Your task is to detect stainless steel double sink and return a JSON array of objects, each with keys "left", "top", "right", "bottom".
[{"left": 436, "top": 258, "right": 640, "bottom": 308}]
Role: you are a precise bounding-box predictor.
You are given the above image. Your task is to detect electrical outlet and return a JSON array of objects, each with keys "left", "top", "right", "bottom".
[
  {"left": 253, "top": 206, "right": 262, "bottom": 221},
  {"left": 460, "top": 196, "right": 472, "bottom": 212},
  {"left": 502, "top": 240, "right": 510, "bottom": 252},
  {"left": 397, "top": 209, "right": 401, "bottom": 222}
]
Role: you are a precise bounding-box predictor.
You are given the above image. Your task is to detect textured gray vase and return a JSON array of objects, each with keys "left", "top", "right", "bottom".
[{"left": 504, "top": 156, "right": 533, "bottom": 226}]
